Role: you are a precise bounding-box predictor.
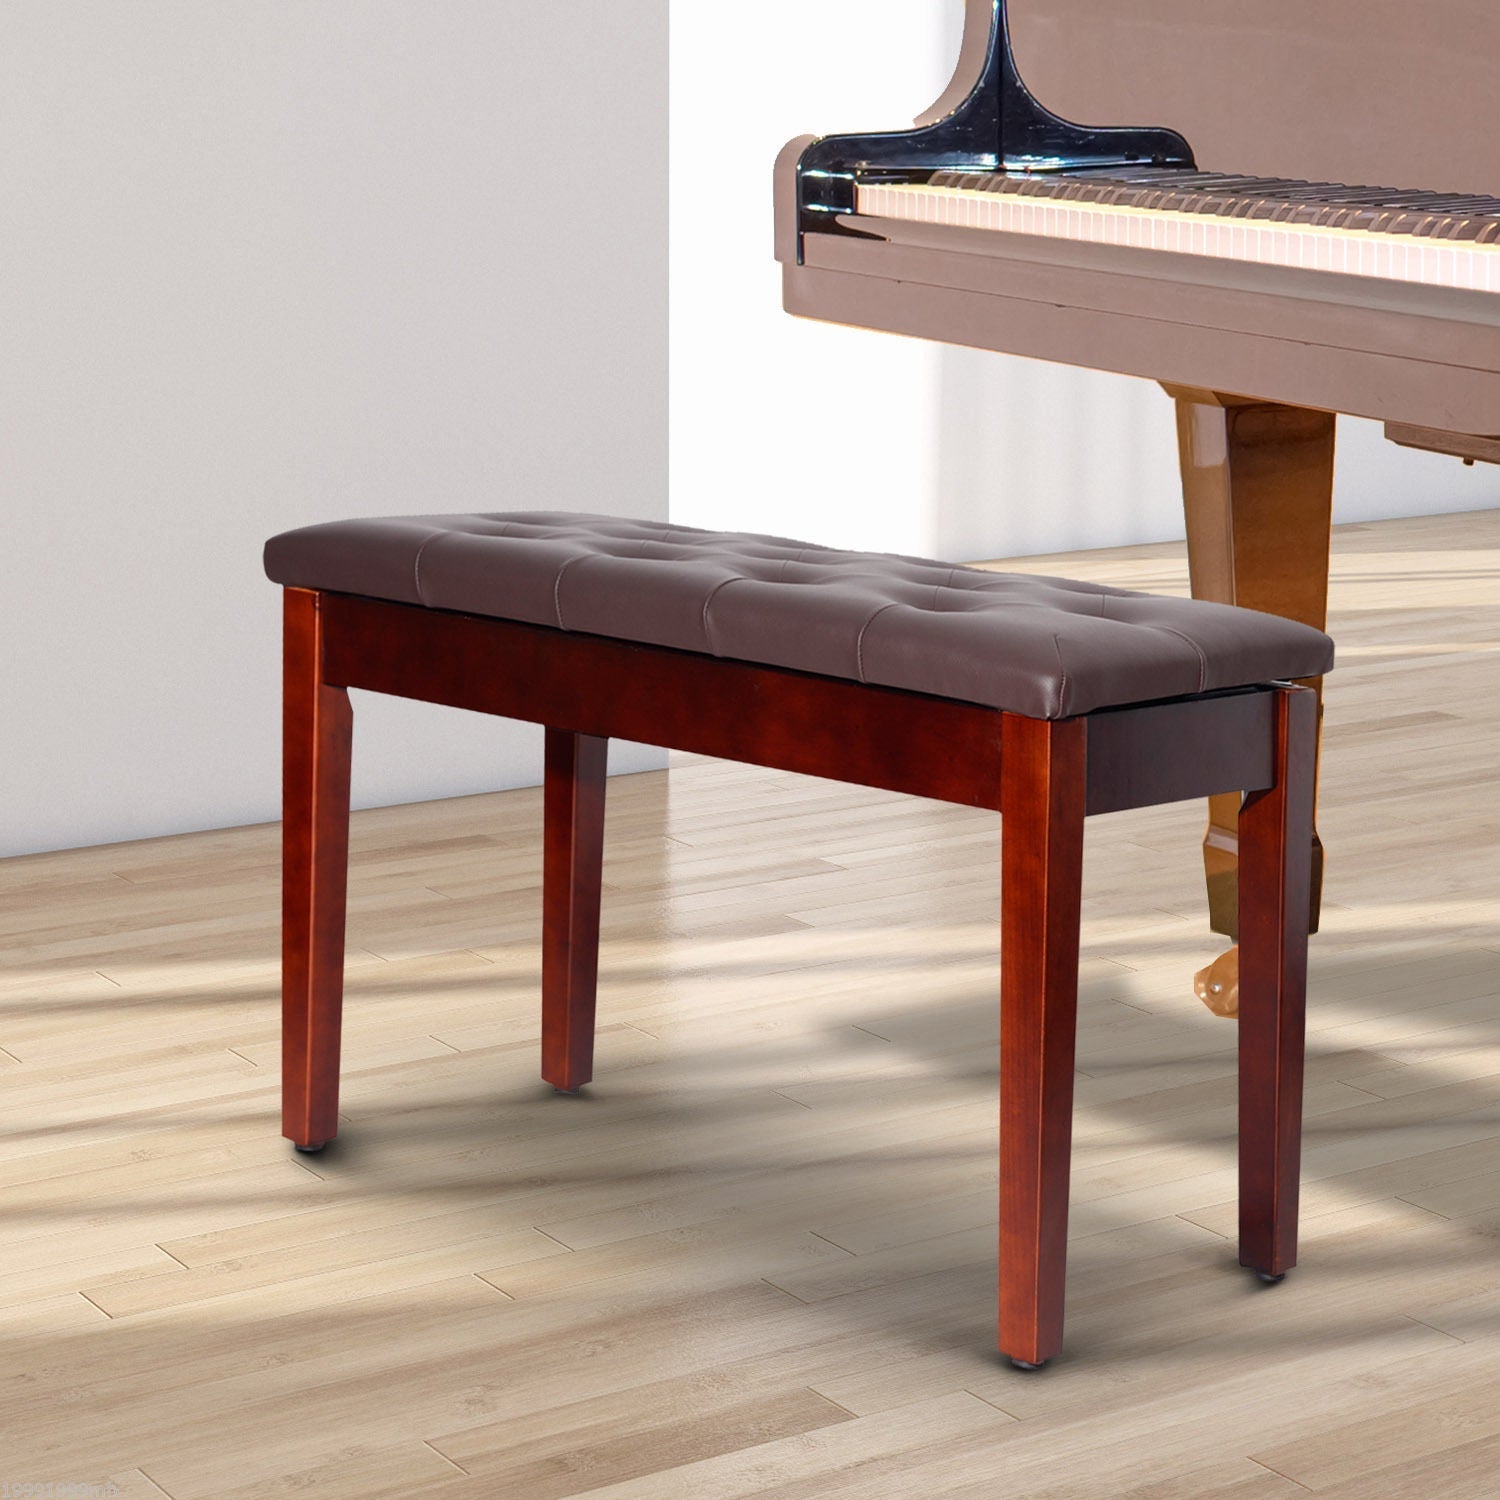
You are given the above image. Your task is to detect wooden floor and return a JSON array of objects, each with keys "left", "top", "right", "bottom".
[{"left": 1, "top": 510, "right": 1497, "bottom": 1499}]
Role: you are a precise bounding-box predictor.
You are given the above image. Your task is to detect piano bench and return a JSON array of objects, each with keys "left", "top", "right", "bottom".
[{"left": 263, "top": 511, "right": 1333, "bottom": 1367}]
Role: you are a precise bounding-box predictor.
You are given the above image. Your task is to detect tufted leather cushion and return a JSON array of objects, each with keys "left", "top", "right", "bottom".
[{"left": 264, "top": 512, "right": 1334, "bottom": 719}]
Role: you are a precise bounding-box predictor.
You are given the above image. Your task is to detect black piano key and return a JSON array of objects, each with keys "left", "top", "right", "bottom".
[{"left": 917, "top": 169, "right": 1500, "bottom": 251}]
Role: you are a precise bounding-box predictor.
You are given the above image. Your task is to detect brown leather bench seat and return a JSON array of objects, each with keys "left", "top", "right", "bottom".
[{"left": 263, "top": 511, "right": 1333, "bottom": 718}]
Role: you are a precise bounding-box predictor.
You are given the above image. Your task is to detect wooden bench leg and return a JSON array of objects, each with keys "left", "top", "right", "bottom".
[
  {"left": 998, "top": 714, "right": 1087, "bottom": 1368},
  {"left": 1237, "top": 686, "right": 1317, "bottom": 1278},
  {"left": 282, "top": 589, "right": 353, "bottom": 1153},
  {"left": 541, "top": 728, "right": 608, "bottom": 1093}
]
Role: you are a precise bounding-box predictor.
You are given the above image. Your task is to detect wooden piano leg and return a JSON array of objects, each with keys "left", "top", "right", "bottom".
[
  {"left": 1164, "top": 387, "right": 1333, "bottom": 1012},
  {"left": 541, "top": 728, "right": 609, "bottom": 1094}
]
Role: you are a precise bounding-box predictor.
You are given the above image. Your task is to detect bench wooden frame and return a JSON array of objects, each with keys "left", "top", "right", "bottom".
[{"left": 281, "top": 584, "right": 1317, "bottom": 1367}]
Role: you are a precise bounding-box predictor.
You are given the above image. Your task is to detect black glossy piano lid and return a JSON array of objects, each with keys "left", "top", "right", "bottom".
[
  {"left": 924, "top": 169, "right": 1500, "bottom": 242},
  {"left": 794, "top": 0, "right": 1192, "bottom": 236}
]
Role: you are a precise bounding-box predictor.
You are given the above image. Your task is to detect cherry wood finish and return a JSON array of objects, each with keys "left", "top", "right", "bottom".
[
  {"left": 319, "top": 594, "right": 1006, "bottom": 812},
  {"left": 281, "top": 587, "right": 1316, "bottom": 1363},
  {"left": 541, "top": 729, "right": 608, "bottom": 1094},
  {"left": 1237, "top": 687, "right": 1318, "bottom": 1277},
  {"left": 320, "top": 595, "right": 1282, "bottom": 819},
  {"left": 998, "top": 714, "right": 1086, "bottom": 1366},
  {"left": 281, "top": 588, "right": 353, "bottom": 1152}
]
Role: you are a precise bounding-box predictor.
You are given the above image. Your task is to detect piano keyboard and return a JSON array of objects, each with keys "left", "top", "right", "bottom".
[{"left": 854, "top": 170, "right": 1500, "bottom": 294}]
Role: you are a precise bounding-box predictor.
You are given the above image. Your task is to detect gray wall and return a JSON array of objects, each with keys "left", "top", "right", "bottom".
[{"left": 1, "top": 2, "right": 668, "bottom": 856}]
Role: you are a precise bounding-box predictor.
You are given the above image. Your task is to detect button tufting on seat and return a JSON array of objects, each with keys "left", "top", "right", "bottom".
[{"left": 264, "top": 511, "right": 1335, "bottom": 720}]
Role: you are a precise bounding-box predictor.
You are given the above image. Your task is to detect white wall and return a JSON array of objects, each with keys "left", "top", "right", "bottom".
[
  {"left": 670, "top": 0, "right": 956, "bottom": 556},
  {"left": 2, "top": 2, "right": 668, "bottom": 857},
  {"left": 670, "top": 0, "right": 1500, "bottom": 559},
  {"left": 931, "top": 347, "right": 1500, "bottom": 560}
]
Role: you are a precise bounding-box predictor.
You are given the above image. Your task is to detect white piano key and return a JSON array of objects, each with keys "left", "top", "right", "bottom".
[{"left": 853, "top": 182, "right": 1500, "bottom": 297}]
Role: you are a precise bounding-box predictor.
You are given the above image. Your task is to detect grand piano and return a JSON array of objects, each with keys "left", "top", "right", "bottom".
[{"left": 776, "top": 0, "right": 1500, "bottom": 1006}]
